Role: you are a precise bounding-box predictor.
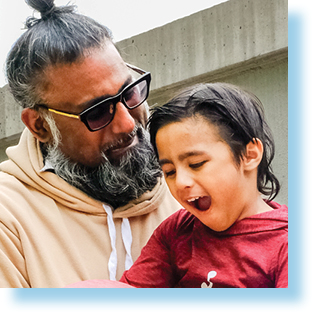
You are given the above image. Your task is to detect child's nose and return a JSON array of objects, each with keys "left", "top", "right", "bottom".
[{"left": 175, "top": 169, "right": 194, "bottom": 191}]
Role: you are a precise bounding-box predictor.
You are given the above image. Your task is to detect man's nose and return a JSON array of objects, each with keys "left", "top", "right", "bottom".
[{"left": 110, "top": 102, "right": 136, "bottom": 134}]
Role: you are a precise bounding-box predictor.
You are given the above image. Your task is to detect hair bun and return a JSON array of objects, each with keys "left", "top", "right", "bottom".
[
  {"left": 26, "top": 0, "right": 56, "bottom": 18},
  {"left": 24, "top": 0, "right": 76, "bottom": 28}
]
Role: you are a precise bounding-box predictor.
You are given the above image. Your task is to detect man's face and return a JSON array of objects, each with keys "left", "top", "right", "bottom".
[{"left": 38, "top": 43, "right": 148, "bottom": 167}]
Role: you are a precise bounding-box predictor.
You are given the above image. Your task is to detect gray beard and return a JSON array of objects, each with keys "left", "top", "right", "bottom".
[{"left": 42, "top": 125, "right": 162, "bottom": 209}]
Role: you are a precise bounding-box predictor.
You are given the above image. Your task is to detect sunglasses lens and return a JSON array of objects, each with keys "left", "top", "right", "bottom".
[
  {"left": 86, "top": 101, "right": 114, "bottom": 130},
  {"left": 123, "top": 80, "right": 148, "bottom": 108},
  {"left": 83, "top": 75, "right": 149, "bottom": 131}
]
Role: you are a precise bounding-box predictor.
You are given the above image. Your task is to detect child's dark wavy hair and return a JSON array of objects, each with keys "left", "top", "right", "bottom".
[{"left": 148, "top": 82, "right": 280, "bottom": 200}]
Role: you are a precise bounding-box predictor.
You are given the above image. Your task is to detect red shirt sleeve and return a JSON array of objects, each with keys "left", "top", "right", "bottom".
[
  {"left": 275, "top": 236, "right": 288, "bottom": 288},
  {"left": 120, "top": 210, "right": 184, "bottom": 288}
]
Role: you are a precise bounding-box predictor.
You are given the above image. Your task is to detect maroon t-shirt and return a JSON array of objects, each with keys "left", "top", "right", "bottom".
[{"left": 120, "top": 201, "right": 288, "bottom": 288}]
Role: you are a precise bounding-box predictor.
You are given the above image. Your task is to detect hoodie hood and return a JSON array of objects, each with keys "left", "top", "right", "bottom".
[{"left": 0, "top": 128, "right": 166, "bottom": 218}]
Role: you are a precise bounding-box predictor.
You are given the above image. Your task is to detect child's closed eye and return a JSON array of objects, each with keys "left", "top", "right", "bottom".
[
  {"left": 164, "top": 169, "right": 176, "bottom": 178},
  {"left": 189, "top": 161, "right": 207, "bottom": 169}
]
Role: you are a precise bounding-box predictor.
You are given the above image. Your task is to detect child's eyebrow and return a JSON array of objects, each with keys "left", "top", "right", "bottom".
[
  {"left": 159, "top": 151, "right": 205, "bottom": 166},
  {"left": 159, "top": 158, "right": 172, "bottom": 167}
]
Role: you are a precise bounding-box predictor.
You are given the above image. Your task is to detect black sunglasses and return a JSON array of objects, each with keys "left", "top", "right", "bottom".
[{"left": 39, "top": 64, "right": 151, "bottom": 131}]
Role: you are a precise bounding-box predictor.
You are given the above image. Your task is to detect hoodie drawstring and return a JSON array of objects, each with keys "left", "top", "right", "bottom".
[
  {"left": 103, "top": 205, "right": 133, "bottom": 280},
  {"left": 122, "top": 217, "right": 133, "bottom": 270}
]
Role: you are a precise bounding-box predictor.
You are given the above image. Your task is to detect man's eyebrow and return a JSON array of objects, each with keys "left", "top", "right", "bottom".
[
  {"left": 159, "top": 151, "right": 205, "bottom": 166},
  {"left": 76, "top": 75, "right": 133, "bottom": 111}
]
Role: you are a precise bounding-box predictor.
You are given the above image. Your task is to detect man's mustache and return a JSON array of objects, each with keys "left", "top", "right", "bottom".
[{"left": 102, "top": 125, "right": 139, "bottom": 154}]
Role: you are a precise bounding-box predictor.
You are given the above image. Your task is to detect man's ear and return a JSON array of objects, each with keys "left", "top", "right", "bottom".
[
  {"left": 21, "top": 108, "right": 51, "bottom": 143},
  {"left": 243, "top": 138, "right": 263, "bottom": 171}
]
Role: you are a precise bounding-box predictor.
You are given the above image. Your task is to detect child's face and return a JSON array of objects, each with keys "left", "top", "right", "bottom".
[{"left": 156, "top": 116, "right": 256, "bottom": 232}]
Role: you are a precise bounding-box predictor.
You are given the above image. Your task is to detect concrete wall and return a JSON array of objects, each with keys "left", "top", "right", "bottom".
[
  {"left": 116, "top": 0, "right": 287, "bottom": 103},
  {"left": 0, "top": 0, "right": 288, "bottom": 204},
  {"left": 0, "top": 85, "right": 24, "bottom": 161}
]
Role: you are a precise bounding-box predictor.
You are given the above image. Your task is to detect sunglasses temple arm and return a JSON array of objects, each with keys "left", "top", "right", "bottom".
[{"left": 125, "top": 63, "right": 146, "bottom": 75}]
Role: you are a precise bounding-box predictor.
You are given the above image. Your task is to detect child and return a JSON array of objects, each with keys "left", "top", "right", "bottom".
[{"left": 119, "top": 82, "right": 288, "bottom": 288}]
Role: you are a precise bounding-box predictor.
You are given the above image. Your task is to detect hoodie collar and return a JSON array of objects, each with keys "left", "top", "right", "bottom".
[{"left": 1, "top": 128, "right": 167, "bottom": 219}]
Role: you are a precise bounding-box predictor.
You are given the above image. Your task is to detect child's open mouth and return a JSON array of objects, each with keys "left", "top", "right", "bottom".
[{"left": 187, "top": 196, "right": 212, "bottom": 211}]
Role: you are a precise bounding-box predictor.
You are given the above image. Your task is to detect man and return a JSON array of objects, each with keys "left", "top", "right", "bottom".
[{"left": 0, "top": 0, "right": 180, "bottom": 288}]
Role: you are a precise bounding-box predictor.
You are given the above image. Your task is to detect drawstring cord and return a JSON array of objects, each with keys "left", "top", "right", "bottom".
[
  {"left": 103, "top": 205, "right": 133, "bottom": 280},
  {"left": 122, "top": 218, "right": 133, "bottom": 270}
]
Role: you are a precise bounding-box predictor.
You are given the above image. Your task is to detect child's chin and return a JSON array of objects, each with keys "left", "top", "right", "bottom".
[{"left": 200, "top": 218, "right": 232, "bottom": 232}]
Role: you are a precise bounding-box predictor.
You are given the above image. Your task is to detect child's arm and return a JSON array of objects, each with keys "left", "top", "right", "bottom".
[
  {"left": 120, "top": 225, "right": 174, "bottom": 287},
  {"left": 120, "top": 211, "right": 182, "bottom": 288}
]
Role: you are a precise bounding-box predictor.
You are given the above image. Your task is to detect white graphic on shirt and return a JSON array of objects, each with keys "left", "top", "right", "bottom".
[{"left": 201, "top": 271, "right": 217, "bottom": 288}]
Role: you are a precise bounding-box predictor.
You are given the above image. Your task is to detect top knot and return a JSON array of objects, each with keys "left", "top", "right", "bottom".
[
  {"left": 24, "top": 0, "right": 76, "bottom": 28},
  {"left": 26, "top": 0, "right": 55, "bottom": 18}
]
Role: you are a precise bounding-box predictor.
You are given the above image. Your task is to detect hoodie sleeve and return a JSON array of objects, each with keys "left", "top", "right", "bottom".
[{"left": 0, "top": 221, "right": 30, "bottom": 288}]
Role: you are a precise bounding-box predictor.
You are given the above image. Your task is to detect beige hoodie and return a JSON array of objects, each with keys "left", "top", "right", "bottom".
[{"left": 0, "top": 128, "right": 181, "bottom": 288}]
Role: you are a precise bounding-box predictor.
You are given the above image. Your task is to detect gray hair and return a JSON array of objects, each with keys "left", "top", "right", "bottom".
[
  {"left": 6, "top": 0, "right": 113, "bottom": 108},
  {"left": 37, "top": 107, "right": 61, "bottom": 150},
  {"left": 44, "top": 124, "right": 162, "bottom": 208}
]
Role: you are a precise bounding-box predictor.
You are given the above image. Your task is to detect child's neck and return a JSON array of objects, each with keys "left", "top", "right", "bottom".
[
  {"left": 256, "top": 197, "right": 274, "bottom": 214},
  {"left": 239, "top": 194, "right": 273, "bottom": 221}
]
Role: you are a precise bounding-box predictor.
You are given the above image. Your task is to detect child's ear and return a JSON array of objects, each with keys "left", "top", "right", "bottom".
[
  {"left": 243, "top": 138, "right": 263, "bottom": 171},
  {"left": 21, "top": 108, "right": 51, "bottom": 143}
]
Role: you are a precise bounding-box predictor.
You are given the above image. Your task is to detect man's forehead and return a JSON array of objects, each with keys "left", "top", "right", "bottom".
[{"left": 38, "top": 47, "right": 131, "bottom": 111}]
